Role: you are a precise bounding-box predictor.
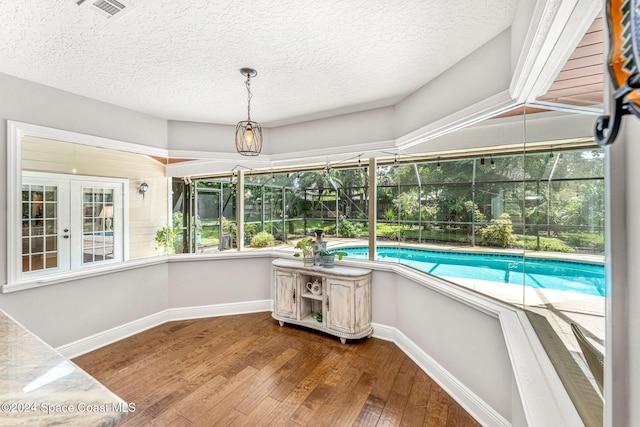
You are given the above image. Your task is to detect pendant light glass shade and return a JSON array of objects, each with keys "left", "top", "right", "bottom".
[{"left": 235, "top": 68, "right": 263, "bottom": 156}]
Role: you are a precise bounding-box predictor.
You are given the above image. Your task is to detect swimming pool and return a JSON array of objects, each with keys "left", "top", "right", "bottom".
[{"left": 330, "top": 246, "right": 605, "bottom": 297}]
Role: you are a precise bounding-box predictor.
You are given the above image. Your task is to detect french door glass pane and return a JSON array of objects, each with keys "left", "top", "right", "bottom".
[
  {"left": 82, "top": 187, "right": 114, "bottom": 264},
  {"left": 21, "top": 184, "right": 59, "bottom": 273}
]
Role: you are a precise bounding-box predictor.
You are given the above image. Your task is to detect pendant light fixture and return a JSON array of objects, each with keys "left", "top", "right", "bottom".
[{"left": 235, "top": 68, "right": 263, "bottom": 156}]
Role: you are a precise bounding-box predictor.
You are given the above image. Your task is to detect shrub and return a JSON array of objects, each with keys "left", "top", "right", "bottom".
[
  {"left": 324, "top": 224, "right": 337, "bottom": 235},
  {"left": 385, "top": 208, "right": 395, "bottom": 221},
  {"left": 244, "top": 223, "right": 258, "bottom": 245},
  {"left": 376, "top": 223, "right": 409, "bottom": 240},
  {"left": 560, "top": 232, "right": 604, "bottom": 252},
  {"left": 480, "top": 213, "right": 516, "bottom": 248},
  {"left": 393, "top": 190, "right": 420, "bottom": 220},
  {"left": 263, "top": 222, "right": 280, "bottom": 237},
  {"left": 463, "top": 201, "right": 486, "bottom": 224},
  {"left": 513, "top": 236, "right": 576, "bottom": 253},
  {"left": 337, "top": 219, "right": 362, "bottom": 238},
  {"left": 250, "top": 231, "right": 275, "bottom": 248}
]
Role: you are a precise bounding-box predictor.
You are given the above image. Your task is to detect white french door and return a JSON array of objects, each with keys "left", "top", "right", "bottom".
[
  {"left": 21, "top": 177, "right": 70, "bottom": 276},
  {"left": 21, "top": 172, "right": 125, "bottom": 278}
]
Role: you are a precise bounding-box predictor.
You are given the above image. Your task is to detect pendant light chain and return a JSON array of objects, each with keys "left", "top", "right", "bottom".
[{"left": 246, "top": 73, "right": 253, "bottom": 121}]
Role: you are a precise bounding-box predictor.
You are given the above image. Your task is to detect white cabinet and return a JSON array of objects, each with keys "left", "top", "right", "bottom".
[
  {"left": 326, "top": 278, "right": 353, "bottom": 333},
  {"left": 272, "top": 258, "right": 372, "bottom": 343},
  {"left": 273, "top": 269, "right": 297, "bottom": 320}
]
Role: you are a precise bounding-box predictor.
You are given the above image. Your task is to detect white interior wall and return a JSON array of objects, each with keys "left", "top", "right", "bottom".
[
  {"left": 0, "top": 73, "right": 167, "bottom": 149},
  {"left": 0, "top": 263, "right": 169, "bottom": 348},
  {"left": 167, "top": 120, "right": 251, "bottom": 155},
  {"left": 266, "top": 106, "right": 396, "bottom": 155},
  {"left": 394, "top": 276, "right": 512, "bottom": 420},
  {"left": 394, "top": 29, "right": 512, "bottom": 138},
  {"left": 168, "top": 257, "right": 272, "bottom": 308},
  {"left": 370, "top": 270, "right": 398, "bottom": 327}
]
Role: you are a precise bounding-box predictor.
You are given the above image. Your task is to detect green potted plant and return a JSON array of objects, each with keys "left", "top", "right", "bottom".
[
  {"left": 293, "top": 237, "right": 315, "bottom": 265},
  {"left": 316, "top": 250, "right": 347, "bottom": 268},
  {"left": 155, "top": 225, "right": 177, "bottom": 254}
]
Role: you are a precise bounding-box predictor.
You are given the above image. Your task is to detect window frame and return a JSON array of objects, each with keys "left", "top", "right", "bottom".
[{"left": 5, "top": 121, "right": 166, "bottom": 292}]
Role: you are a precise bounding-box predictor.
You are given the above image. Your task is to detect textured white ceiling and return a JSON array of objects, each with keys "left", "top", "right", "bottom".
[{"left": 0, "top": 0, "right": 516, "bottom": 126}]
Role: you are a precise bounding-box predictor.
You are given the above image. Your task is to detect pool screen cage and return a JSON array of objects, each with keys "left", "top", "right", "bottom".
[{"left": 171, "top": 147, "right": 604, "bottom": 254}]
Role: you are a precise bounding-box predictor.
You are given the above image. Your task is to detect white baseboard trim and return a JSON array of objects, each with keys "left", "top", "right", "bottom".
[
  {"left": 57, "top": 310, "right": 169, "bottom": 359},
  {"left": 57, "top": 300, "right": 272, "bottom": 359},
  {"left": 370, "top": 322, "right": 396, "bottom": 342},
  {"left": 374, "top": 323, "right": 510, "bottom": 427},
  {"left": 167, "top": 300, "right": 273, "bottom": 321}
]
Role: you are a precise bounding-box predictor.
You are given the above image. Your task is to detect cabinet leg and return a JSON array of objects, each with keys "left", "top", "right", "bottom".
[
  {"left": 278, "top": 321, "right": 284, "bottom": 327},
  {"left": 340, "top": 337, "right": 347, "bottom": 344}
]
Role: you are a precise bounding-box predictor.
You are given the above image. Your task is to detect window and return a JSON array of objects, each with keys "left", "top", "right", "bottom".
[
  {"left": 6, "top": 121, "right": 168, "bottom": 290},
  {"left": 21, "top": 172, "right": 126, "bottom": 279}
]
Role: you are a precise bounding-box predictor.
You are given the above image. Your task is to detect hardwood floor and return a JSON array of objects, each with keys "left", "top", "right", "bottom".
[{"left": 73, "top": 312, "right": 481, "bottom": 426}]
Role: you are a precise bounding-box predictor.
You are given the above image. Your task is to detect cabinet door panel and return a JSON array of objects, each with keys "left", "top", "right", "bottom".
[
  {"left": 326, "top": 279, "right": 353, "bottom": 333},
  {"left": 274, "top": 270, "right": 297, "bottom": 319},
  {"left": 354, "top": 279, "right": 371, "bottom": 332}
]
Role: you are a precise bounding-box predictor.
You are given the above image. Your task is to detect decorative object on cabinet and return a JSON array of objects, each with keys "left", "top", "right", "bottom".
[
  {"left": 293, "top": 237, "right": 315, "bottom": 265},
  {"left": 272, "top": 258, "right": 372, "bottom": 344},
  {"left": 306, "top": 278, "right": 322, "bottom": 295},
  {"left": 316, "top": 250, "right": 347, "bottom": 268},
  {"left": 312, "top": 228, "right": 327, "bottom": 265}
]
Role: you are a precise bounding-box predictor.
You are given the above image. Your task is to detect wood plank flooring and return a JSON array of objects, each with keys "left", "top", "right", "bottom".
[{"left": 73, "top": 312, "right": 481, "bottom": 427}]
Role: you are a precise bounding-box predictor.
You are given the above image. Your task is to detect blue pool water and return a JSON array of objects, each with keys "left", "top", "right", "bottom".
[{"left": 330, "top": 246, "right": 605, "bottom": 297}]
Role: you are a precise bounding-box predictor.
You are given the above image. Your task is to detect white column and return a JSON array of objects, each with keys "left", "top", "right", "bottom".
[
  {"left": 236, "top": 170, "right": 245, "bottom": 252},
  {"left": 368, "top": 157, "right": 377, "bottom": 261},
  {"left": 606, "top": 116, "right": 640, "bottom": 427}
]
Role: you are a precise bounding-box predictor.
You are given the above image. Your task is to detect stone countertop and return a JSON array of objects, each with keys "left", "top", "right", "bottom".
[{"left": 0, "top": 309, "right": 128, "bottom": 426}]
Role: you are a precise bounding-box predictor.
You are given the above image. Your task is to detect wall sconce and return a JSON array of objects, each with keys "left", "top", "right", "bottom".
[{"left": 138, "top": 182, "right": 149, "bottom": 199}]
